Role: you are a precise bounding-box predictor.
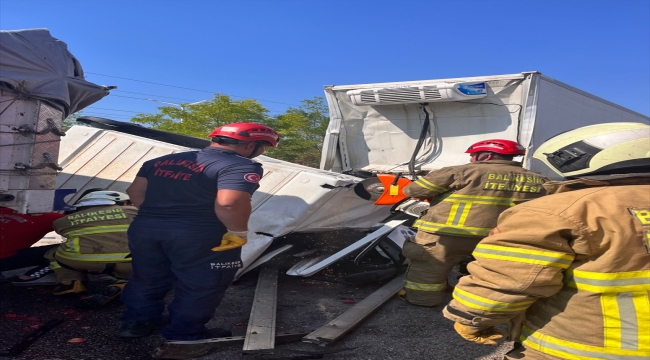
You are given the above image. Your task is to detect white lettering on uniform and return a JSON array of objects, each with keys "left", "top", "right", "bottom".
[{"left": 209, "top": 260, "right": 243, "bottom": 270}]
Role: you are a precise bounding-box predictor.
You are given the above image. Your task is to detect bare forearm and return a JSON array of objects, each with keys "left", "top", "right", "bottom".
[
  {"left": 215, "top": 189, "right": 252, "bottom": 231},
  {"left": 215, "top": 201, "right": 251, "bottom": 231},
  {"left": 126, "top": 177, "right": 148, "bottom": 208}
]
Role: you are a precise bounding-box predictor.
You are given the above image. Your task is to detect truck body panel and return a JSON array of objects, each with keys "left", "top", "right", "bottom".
[{"left": 321, "top": 72, "right": 650, "bottom": 179}]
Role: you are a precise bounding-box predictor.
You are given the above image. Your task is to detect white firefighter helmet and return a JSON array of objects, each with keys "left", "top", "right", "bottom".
[
  {"left": 533, "top": 122, "right": 650, "bottom": 178},
  {"left": 75, "top": 190, "right": 130, "bottom": 207}
]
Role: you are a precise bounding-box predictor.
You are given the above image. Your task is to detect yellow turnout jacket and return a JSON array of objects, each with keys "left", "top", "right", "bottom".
[
  {"left": 404, "top": 160, "right": 548, "bottom": 238},
  {"left": 443, "top": 175, "right": 650, "bottom": 360},
  {"left": 53, "top": 205, "right": 137, "bottom": 262}
]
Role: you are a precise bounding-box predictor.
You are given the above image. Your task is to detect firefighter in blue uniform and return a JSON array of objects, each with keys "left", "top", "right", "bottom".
[{"left": 117, "top": 123, "right": 279, "bottom": 355}]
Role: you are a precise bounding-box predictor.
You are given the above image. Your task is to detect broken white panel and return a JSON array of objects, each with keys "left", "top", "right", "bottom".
[
  {"left": 386, "top": 225, "right": 416, "bottom": 249},
  {"left": 237, "top": 245, "right": 293, "bottom": 279},
  {"left": 290, "top": 219, "right": 406, "bottom": 277}
]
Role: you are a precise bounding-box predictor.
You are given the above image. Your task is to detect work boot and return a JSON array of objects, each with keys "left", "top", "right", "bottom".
[
  {"left": 52, "top": 280, "right": 87, "bottom": 295},
  {"left": 150, "top": 327, "right": 232, "bottom": 358},
  {"left": 78, "top": 283, "right": 126, "bottom": 309},
  {"left": 117, "top": 321, "right": 156, "bottom": 338},
  {"left": 204, "top": 327, "right": 232, "bottom": 339}
]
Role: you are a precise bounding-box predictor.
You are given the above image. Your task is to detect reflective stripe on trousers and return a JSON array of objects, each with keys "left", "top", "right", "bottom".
[{"left": 404, "top": 280, "right": 446, "bottom": 292}]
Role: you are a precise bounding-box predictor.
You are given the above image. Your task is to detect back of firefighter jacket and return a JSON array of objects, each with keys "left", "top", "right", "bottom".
[
  {"left": 443, "top": 177, "right": 650, "bottom": 360},
  {"left": 53, "top": 205, "right": 137, "bottom": 262},
  {"left": 404, "top": 160, "right": 548, "bottom": 238}
]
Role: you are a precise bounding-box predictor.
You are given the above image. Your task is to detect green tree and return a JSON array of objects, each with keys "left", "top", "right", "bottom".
[
  {"left": 265, "top": 97, "right": 329, "bottom": 167},
  {"left": 130, "top": 95, "right": 330, "bottom": 168},
  {"left": 131, "top": 94, "right": 270, "bottom": 138},
  {"left": 61, "top": 111, "right": 84, "bottom": 131}
]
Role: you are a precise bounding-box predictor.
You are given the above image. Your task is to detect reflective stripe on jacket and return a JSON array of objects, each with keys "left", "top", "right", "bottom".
[
  {"left": 53, "top": 205, "right": 137, "bottom": 262},
  {"left": 404, "top": 160, "right": 548, "bottom": 238},
  {"left": 443, "top": 176, "right": 650, "bottom": 359}
]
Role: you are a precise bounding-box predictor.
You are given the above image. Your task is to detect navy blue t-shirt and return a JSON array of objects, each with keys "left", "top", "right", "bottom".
[{"left": 135, "top": 147, "right": 263, "bottom": 227}]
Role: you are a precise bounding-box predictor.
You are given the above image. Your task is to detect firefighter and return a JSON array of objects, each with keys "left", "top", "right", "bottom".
[
  {"left": 118, "top": 123, "right": 279, "bottom": 357},
  {"left": 401, "top": 139, "right": 549, "bottom": 307},
  {"left": 443, "top": 122, "right": 650, "bottom": 360},
  {"left": 44, "top": 191, "right": 135, "bottom": 301}
]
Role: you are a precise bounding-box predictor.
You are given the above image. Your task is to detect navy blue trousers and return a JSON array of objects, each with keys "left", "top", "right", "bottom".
[{"left": 120, "top": 218, "right": 241, "bottom": 340}]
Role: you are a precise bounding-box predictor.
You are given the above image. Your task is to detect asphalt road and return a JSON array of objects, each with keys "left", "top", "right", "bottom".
[{"left": 1, "top": 232, "right": 513, "bottom": 360}]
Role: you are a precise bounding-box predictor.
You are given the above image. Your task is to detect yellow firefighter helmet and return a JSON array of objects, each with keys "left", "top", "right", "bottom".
[{"left": 533, "top": 122, "right": 650, "bottom": 178}]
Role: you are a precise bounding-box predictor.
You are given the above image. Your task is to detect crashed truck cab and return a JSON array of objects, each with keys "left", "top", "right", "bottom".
[{"left": 318, "top": 72, "right": 650, "bottom": 275}]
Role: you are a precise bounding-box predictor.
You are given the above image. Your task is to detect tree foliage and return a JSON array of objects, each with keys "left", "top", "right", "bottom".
[
  {"left": 61, "top": 111, "right": 85, "bottom": 131},
  {"left": 131, "top": 94, "right": 269, "bottom": 138},
  {"left": 130, "top": 95, "right": 330, "bottom": 168},
  {"left": 265, "top": 97, "right": 329, "bottom": 167}
]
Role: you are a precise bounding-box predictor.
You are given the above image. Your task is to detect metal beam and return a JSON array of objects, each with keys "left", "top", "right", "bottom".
[
  {"left": 242, "top": 264, "right": 278, "bottom": 354},
  {"left": 302, "top": 275, "right": 405, "bottom": 345}
]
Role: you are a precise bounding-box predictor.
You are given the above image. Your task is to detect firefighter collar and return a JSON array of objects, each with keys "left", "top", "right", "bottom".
[
  {"left": 543, "top": 174, "right": 650, "bottom": 194},
  {"left": 475, "top": 160, "right": 523, "bottom": 167}
]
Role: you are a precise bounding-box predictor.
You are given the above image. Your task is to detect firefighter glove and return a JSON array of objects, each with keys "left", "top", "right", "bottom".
[
  {"left": 211, "top": 231, "right": 248, "bottom": 252},
  {"left": 453, "top": 322, "right": 504, "bottom": 346}
]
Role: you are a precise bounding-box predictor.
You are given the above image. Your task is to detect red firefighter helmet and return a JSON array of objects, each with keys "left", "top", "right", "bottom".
[
  {"left": 465, "top": 139, "right": 526, "bottom": 155},
  {"left": 208, "top": 122, "right": 279, "bottom": 147}
]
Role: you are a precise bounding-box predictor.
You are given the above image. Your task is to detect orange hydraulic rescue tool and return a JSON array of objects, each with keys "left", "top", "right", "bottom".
[{"left": 374, "top": 173, "right": 412, "bottom": 206}]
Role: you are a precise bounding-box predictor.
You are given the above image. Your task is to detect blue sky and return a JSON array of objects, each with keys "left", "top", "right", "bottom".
[{"left": 1, "top": 0, "right": 649, "bottom": 120}]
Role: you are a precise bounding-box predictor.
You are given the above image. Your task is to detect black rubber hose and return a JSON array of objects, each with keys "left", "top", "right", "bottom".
[{"left": 408, "top": 104, "right": 431, "bottom": 181}]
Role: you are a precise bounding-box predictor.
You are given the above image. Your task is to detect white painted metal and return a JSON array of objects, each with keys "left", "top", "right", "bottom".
[
  {"left": 347, "top": 82, "right": 487, "bottom": 106},
  {"left": 321, "top": 72, "right": 650, "bottom": 176},
  {"left": 285, "top": 254, "right": 331, "bottom": 276},
  {"left": 291, "top": 219, "right": 406, "bottom": 277},
  {"left": 321, "top": 74, "right": 528, "bottom": 174},
  {"left": 237, "top": 244, "right": 293, "bottom": 279}
]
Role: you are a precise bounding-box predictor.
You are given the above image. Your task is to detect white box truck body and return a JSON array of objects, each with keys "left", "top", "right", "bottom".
[{"left": 320, "top": 72, "right": 649, "bottom": 179}]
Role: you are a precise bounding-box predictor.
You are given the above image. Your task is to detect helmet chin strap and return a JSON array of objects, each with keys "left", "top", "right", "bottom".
[
  {"left": 477, "top": 152, "right": 492, "bottom": 161},
  {"left": 246, "top": 142, "right": 263, "bottom": 159}
]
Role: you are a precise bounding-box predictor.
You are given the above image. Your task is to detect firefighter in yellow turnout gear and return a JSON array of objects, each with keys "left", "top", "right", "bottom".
[
  {"left": 443, "top": 122, "right": 650, "bottom": 359},
  {"left": 45, "top": 191, "right": 136, "bottom": 304},
  {"left": 401, "top": 139, "right": 549, "bottom": 307}
]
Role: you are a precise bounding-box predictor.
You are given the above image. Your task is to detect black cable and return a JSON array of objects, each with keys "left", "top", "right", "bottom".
[
  {"left": 112, "top": 90, "right": 196, "bottom": 101},
  {"left": 85, "top": 107, "right": 145, "bottom": 113},
  {"left": 86, "top": 72, "right": 300, "bottom": 106},
  {"left": 408, "top": 103, "right": 431, "bottom": 181}
]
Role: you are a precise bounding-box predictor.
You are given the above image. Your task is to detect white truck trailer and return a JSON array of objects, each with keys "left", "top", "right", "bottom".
[{"left": 320, "top": 72, "right": 649, "bottom": 180}]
